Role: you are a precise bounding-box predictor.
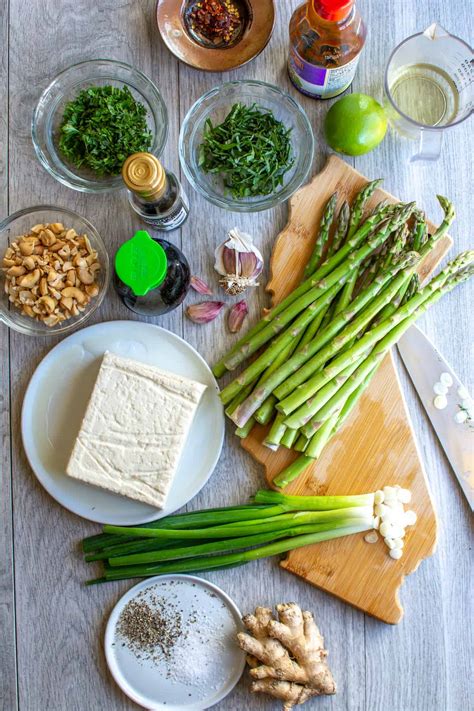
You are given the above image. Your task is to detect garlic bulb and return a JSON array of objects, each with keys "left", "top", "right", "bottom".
[{"left": 214, "top": 228, "right": 264, "bottom": 296}]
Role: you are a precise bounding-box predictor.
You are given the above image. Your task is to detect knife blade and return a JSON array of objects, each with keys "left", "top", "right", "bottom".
[{"left": 397, "top": 325, "right": 474, "bottom": 510}]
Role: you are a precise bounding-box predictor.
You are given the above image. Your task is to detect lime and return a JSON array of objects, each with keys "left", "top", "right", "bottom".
[{"left": 324, "top": 94, "right": 387, "bottom": 156}]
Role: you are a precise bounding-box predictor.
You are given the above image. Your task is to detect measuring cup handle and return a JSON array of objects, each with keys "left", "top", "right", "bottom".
[{"left": 411, "top": 128, "right": 444, "bottom": 162}]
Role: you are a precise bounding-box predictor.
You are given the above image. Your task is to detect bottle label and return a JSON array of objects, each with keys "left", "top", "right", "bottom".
[
  {"left": 141, "top": 190, "right": 190, "bottom": 231},
  {"left": 288, "top": 48, "right": 360, "bottom": 99}
]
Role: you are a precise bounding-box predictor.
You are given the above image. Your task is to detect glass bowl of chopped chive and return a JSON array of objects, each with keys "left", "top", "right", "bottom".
[
  {"left": 32, "top": 60, "right": 168, "bottom": 193},
  {"left": 179, "top": 80, "right": 314, "bottom": 212}
]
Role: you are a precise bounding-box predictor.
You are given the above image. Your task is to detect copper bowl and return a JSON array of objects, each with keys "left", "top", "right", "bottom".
[{"left": 156, "top": 0, "right": 275, "bottom": 72}]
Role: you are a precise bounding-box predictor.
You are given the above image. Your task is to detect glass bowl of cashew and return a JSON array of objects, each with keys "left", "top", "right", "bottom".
[{"left": 0, "top": 206, "right": 110, "bottom": 336}]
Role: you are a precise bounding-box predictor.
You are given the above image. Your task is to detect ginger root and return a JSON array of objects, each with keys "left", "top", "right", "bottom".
[{"left": 237, "top": 603, "right": 336, "bottom": 710}]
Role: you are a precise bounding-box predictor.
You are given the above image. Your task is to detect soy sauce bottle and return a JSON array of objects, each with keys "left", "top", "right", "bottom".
[
  {"left": 114, "top": 230, "right": 190, "bottom": 317},
  {"left": 122, "top": 152, "right": 189, "bottom": 232}
]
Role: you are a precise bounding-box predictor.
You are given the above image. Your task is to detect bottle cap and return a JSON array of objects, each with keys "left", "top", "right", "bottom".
[
  {"left": 115, "top": 230, "right": 168, "bottom": 297},
  {"left": 122, "top": 153, "right": 166, "bottom": 200},
  {"left": 311, "top": 0, "right": 354, "bottom": 22}
]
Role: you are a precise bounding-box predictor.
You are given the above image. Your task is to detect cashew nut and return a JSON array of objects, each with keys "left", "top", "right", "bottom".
[
  {"left": 61, "top": 286, "right": 87, "bottom": 304},
  {"left": 17, "top": 269, "right": 41, "bottom": 288},
  {"left": 40, "top": 229, "right": 57, "bottom": 247},
  {"left": 77, "top": 268, "right": 94, "bottom": 285},
  {"left": 7, "top": 265, "right": 26, "bottom": 277},
  {"left": 37, "top": 295, "right": 57, "bottom": 314},
  {"left": 85, "top": 284, "right": 99, "bottom": 297},
  {"left": 39, "top": 277, "right": 48, "bottom": 296},
  {"left": 2, "top": 221, "right": 101, "bottom": 326}
]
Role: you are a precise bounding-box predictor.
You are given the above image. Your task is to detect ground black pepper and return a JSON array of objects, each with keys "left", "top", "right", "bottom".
[{"left": 116, "top": 590, "right": 183, "bottom": 662}]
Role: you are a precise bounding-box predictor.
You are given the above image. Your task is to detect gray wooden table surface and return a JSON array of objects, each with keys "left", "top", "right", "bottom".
[{"left": 1, "top": 1, "right": 473, "bottom": 710}]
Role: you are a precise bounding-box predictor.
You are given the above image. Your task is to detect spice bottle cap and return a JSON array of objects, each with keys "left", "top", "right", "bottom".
[
  {"left": 115, "top": 230, "right": 168, "bottom": 297},
  {"left": 311, "top": 0, "right": 354, "bottom": 22},
  {"left": 122, "top": 153, "right": 166, "bottom": 199}
]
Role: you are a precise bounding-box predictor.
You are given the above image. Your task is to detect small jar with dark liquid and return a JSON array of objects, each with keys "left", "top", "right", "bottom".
[
  {"left": 114, "top": 230, "right": 191, "bottom": 317},
  {"left": 122, "top": 152, "right": 189, "bottom": 232}
]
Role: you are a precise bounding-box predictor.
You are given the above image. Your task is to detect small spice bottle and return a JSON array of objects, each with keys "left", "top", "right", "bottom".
[
  {"left": 114, "top": 230, "right": 190, "bottom": 317},
  {"left": 288, "top": 0, "right": 366, "bottom": 99},
  {"left": 122, "top": 152, "right": 190, "bottom": 232}
]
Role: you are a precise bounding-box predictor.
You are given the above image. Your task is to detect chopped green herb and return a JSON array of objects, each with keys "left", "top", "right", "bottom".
[
  {"left": 58, "top": 85, "right": 153, "bottom": 176},
  {"left": 198, "top": 102, "right": 294, "bottom": 199}
]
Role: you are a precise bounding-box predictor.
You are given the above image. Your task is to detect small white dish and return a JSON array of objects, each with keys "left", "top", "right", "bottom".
[
  {"left": 105, "top": 575, "right": 246, "bottom": 711},
  {"left": 21, "top": 320, "right": 224, "bottom": 525}
]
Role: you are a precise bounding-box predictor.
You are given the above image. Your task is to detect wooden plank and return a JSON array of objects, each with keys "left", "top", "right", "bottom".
[
  {"left": 7, "top": 1, "right": 177, "bottom": 709},
  {"left": 355, "top": 0, "right": 472, "bottom": 708},
  {"left": 4, "top": 0, "right": 472, "bottom": 709},
  {"left": 0, "top": 0, "right": 18, "bottom": 707}
]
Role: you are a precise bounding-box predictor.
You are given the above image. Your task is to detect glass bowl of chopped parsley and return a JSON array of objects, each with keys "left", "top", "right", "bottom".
[
  {"left": 179, "top": 80, "right": 314, "bottom": 212},
  {"left": 32, "top": 60, "right": 168, "bottom": 193}
]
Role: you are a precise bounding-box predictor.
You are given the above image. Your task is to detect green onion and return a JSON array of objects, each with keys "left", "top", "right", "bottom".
[{"left": 88, "top": 525, "right": 369, "bottom": 584}]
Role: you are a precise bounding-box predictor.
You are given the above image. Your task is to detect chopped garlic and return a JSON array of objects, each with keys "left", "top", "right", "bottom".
[
  {"left": 384, "top": 537, "right": 396, "bottom": 550},
  {"left": 433, "top": 395, "right": 448, "bottom": 410},
  {"left": 364, "top": 531, "right": 379, "bottom": 544},
  {"left": 454, "top": 410, "right": 468, "bottom": 424},
  {"left": 374, "top": 490, "right": 384, "bottom": 504},
  {"left": 439, "top": 372, "right": 453, "bottom": 387},
  {"left": 389, "top": 548, "right": 403, "bottom": 560}
]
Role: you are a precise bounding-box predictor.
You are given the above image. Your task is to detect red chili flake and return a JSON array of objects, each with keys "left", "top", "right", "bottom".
[{"left": 189, "top": 0, "right": 241, "bottom": 44}]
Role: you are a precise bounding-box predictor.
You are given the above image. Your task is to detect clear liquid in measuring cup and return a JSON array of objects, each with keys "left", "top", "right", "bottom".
[{"left": 389, "top": 63, "right": 459, "bottom": 126}]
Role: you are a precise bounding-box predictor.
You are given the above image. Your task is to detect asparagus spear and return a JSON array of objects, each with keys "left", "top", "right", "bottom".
[
  {"left": 220, "top": 281, "right": 343, "bottom": 405},
  {"left": 331, "top": 201, "right": 350, "bottom": 254},
  {"left": 273, "top": 369, "right": 377, "bottom": 488},
  {"left": 225, "top": 211, "right": 415, "bottom": 412},
  {"left": 231, "top": 251, "right": 418, "bottom": 424},
  {"left": 212, "top": 201, "right": 400, "bottom": 378},
  {"left": 223, "top": 206, "right": 411, "bottom": 374},
  {"left": 346, "top": 179, "right": 383, "bottom": 241},
  {"left": 283, "top": 252, "right": 474, "bottom": 429},
  {"left": 304, "top": 192, "right": 338, "bottom": 277}
]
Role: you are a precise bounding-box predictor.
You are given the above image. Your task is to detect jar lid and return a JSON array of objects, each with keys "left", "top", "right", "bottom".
[
  {"left": 122, "top": 153, "right": 166, "bottom": 199},
  {"left": 115, "top": 230, "right": 168, "bottom": 296},
  {"left": 311, "top": 0, "right": 354, "bottom": 22}
]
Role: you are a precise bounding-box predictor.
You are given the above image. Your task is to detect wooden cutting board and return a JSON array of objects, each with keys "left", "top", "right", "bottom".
[{"left": 241, "top": 155, "right": 452, "bottom": 624}]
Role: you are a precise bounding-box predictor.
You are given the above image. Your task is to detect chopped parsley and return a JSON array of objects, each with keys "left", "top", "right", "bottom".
[{"left": 58, "top": 85, "right": 152, "bottom": 176}]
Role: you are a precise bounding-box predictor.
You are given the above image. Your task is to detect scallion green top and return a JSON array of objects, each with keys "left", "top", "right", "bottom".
[{"left": 198, "top": 102, "right": 294, "bottom": 199}]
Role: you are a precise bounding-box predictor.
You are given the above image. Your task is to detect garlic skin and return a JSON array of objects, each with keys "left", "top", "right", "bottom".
[
  {"left": 186, "top": 301, "right": 224, "bottom": 324},
  {"left": 214, "top": 228, "right": 264, "bottom": 295},
  {"left": 228, "top": 300, "right": 248, "bottom": 333}
]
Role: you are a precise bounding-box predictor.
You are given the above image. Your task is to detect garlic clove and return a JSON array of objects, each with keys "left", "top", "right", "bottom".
[
  {"left": 186, "top": 301, "right": 224, "bottom": 324},
  {"left": 214, "top": 227, "right": 264, "bottom": 296},
  {"left": 190, "top": 276, "right": 213, "bottom": 296},
  {"left": 228, "top": 300, "right": 248, "bottom": 333},
  {"left": 239, "top": 250, "right": 263, "bottom": 280}
]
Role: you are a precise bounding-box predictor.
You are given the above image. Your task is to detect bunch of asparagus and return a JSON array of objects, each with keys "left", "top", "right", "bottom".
[{"left": 213, "top": 181, "right": 473, "bottom": 488}]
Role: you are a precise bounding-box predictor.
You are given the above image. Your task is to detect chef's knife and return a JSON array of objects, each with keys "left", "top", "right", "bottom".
[{"left": 397, "top": 325, "right": 474, "bottom": 510}]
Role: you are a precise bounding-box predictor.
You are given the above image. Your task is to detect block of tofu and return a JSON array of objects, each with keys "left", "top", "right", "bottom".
[{"left": 66, "top": 351, "right": 207, "bottom": 508}]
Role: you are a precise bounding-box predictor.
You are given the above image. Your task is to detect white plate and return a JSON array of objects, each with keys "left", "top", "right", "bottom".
[
  {"left": 21, "top": 320, "right": 224, "bottom": 525},
  {"left": 105, "top": 575, "right": 246, "bottom": 711}
]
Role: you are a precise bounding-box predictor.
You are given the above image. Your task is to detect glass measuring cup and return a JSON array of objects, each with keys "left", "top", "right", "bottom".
[{"left": 384, "top": 23, "right": 473, "bottom": 161}]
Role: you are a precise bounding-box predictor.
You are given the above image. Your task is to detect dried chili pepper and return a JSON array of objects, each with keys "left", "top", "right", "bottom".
[{"left": 188, "top": 0, "right": 241, "bottom": 46}]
